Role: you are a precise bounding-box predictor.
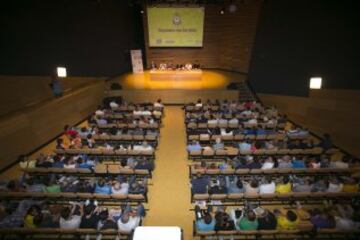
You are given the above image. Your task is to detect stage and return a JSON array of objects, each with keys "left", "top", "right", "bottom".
[
  {"left": 110, "top": 69, "right": 246, "bottom": 90},
  {"left": 107, "top": 69, "right": 246, "bottom": 104},
  {"left": 149, "top": 69, "right": 203, "bottom": 81}
]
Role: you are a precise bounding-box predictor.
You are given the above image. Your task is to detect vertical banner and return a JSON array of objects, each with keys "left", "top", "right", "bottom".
[{"left": 131, "top": 49, "right": 144, "bottom": 73}]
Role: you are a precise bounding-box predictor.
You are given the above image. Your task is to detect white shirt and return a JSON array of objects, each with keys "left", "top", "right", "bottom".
[
  {"left": 111, "top": 183, "right": 129, "bottom": 195},
  {"left": 262, "top": 162, "right": 274, "bottom": 169},
  {"left": 259, "top": 182, "right": 276, "bottom": 194},
  {"left": 117, "top": 216, "right": 141, "bottom": 232},
  {"left": 95, "top": 110, "right": 105, "bottom": 116},
  {"left": 327, "top": 183, "right": 343, "bottom": 193},
  {"left": 60, "top": 215, "right": 81, "bottom": 229},
  {"left": 110, "top": 101, "right": 119, "bottom": 109}
]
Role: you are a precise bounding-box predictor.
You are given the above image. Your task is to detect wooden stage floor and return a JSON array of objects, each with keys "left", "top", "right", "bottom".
[{"left": 111, "top": 69, "right": 246, "bottom": 90}]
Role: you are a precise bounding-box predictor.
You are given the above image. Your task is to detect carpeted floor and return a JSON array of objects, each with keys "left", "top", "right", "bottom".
[{"left": 143, "top": 106, "right": 194, "bottom": 240}]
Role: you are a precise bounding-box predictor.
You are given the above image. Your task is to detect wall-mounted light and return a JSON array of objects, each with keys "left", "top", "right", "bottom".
[
  {"left": 57, "top": 67, "right": 67, "bottom": 78},
  {"left": 309, "top": 77, "right": 322, "bottom": 89},
  {"left": 220, "top": 8, "right": 225, "bottom": 14}
]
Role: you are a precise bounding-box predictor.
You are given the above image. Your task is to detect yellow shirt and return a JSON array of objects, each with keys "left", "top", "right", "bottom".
[
  {"left": 343, "top": 184, "right": 359, "bottom": 193},
  {"left": 276, "top": 183, "right": 292, "bottom": 194},
  {"left": 24, "top": 215, "right": 36, "bottom": 228},
  {"left": 277, "top": 216, "right": 299, "bottom": 230}
]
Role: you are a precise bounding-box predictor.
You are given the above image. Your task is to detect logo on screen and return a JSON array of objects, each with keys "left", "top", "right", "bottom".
[{"left": 172, "top": 13, "right": 181, "bottom": 25}]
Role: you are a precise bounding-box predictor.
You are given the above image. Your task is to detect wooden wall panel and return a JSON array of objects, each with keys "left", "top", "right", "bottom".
[
  {"left": 143, "top": 1, "right": 262, "bottom": 72},
  {"left": 0, "top": 81, "right": 105, "bottom": 170},
  {"left": 258, "top": 89, "right": 360, "bottom": 157},
  {"left": 0, "top": 76, "right": 104, "bottom": 116}
]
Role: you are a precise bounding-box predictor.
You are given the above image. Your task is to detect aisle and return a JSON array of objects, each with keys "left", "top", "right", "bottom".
[{"left": 144, "top": 106, "right": 193, "bottom": 240}]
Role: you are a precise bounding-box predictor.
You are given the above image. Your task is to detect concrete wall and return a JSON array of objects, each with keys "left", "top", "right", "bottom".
[
  {"left": 0, "top": 80, "right": 105, "bottom": 170},
  {"left": 259, "top": 89, "right": 360, "bottom": 157}
]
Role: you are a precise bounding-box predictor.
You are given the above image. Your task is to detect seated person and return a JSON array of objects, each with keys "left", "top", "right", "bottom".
[
  {"left": 260, "top": 176, "right": 276, "bottom": 194},
  {"left": 212, "top": 138, "right": 225, "bottom": 151},
  {"left": 262, "top": 157, "right": 275, "bottom": 169},
  {"left": 342, "top": 177, "right": 359, "bottom": 193},
  {"left": 225, "top": 176, "right": 244, "bottom": 194},
  {"left": 133, "top": 141, "right": 153, "bottom": 151},
  {"left": 257, "top": 208, "right": 277, "bottom": 230},
  {"left": 239, "top": 210, "right": 258, "bottom": 230},
  {"left": 196, "top": 213, "right": 215, "bottom": 231},
  {"left": 292, "top": 176, "right": 313, "bottom": 192},
  {"left": 309, "top": 209, "right": 336, "bottom": 229},
  {"left": 277, "top": 155, "right": 293, "bottom": 168},
  {"left": 238, "top": 140, "right": 252, "bottom": 152},
  {"left": 111, "top": 181, "right": 129, "bottom": 195},
  {"left": 292, "top": 157, "right": 306, "bottom": 169},
  {"left": 94, "top": 178, "right": 111, "bottom": 195},
  {"left": 117, "top": 204, "right": 145, "bottom": 232},
  {"left": 214, "top": 211, "right": 235, "bottom": 231},
  {"left": 327, "top": 178, "right": 343, "bottom": 193},
  {"left": 59, "top": 204, "right": 82, "bottom": 229},
  {"left": 187, "top": 140, "right": 202, "bottom": 152},
  {"left": 191, "top": 174, "right": 209, "bottom": 194},
  {"left": 275, "top": 209, "right": 299, "bottom": 230},
  {"left": 244, "top": 179, "right": 260, "bottom": 194},
  {"left": 275, "top": 176, "right": 292, "bottom": 194}
]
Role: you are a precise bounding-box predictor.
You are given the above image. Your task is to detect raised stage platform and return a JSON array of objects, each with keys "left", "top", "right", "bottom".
[
  {"left": 107, "top": 69, "right": 246, "bottom": 104},
  {"left": 149, "top": 69, "right": 202, "bottom": 81}
]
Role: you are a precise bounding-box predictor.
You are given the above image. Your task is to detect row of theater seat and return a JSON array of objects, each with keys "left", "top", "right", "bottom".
[
  {"left": 0, "top": 228, "right": 132, "bottom": 239},
  {"left": 22, "top": 165, "right": 151, "bottom": 177},
  {"left": 188, "top": 132, "right": 307, "bottom": 141},
  {"left": 91, "top": 134, "right": 157, "bottom": 141},
  {"left": 91, "top": 122, "right": 160, "bottom": 129},
  {"left": 189, "top": 166, "right": 353, "bottom": 175},
  {"left": 193, "top": 226, "right": 360, "bottom": 239},
  {"left": 0, "top": 191, "right": 146, "bottom": 202},
  {"left": 54, "top": 148, "right": 155, "bottom": 156},
  {"left": 188, "top": 147, "right": 325, "bottom": 158},
  {"left": 192, "top": 192, "right": 360, "bottom": 203}
]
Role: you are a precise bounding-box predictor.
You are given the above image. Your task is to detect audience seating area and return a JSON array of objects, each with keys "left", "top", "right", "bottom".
[
  {"left": 0, "top": 98, "right": 164, "bottom": 239},
  {"left": 186, "top": 99, "right": 360, "bottom": 239}
]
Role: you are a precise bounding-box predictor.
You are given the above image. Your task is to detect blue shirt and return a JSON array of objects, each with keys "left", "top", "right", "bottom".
[
  {"left": 196, "top": 219, "right": 215, "bottom": 231},
  {"left": 187, "top": 144, "right": 202, "bottom": 152},
  {"left": 292, "top": 159, "right": 306, "bottom": 168},
  {"left": 239, "top": 142, "right": 251, "bottom": 151},
  {"left": 191, "top": 177, "right": 209, "bottom": 194},
  {"left": 94, "top": 184, "right": 111, "bottom": 194}
]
